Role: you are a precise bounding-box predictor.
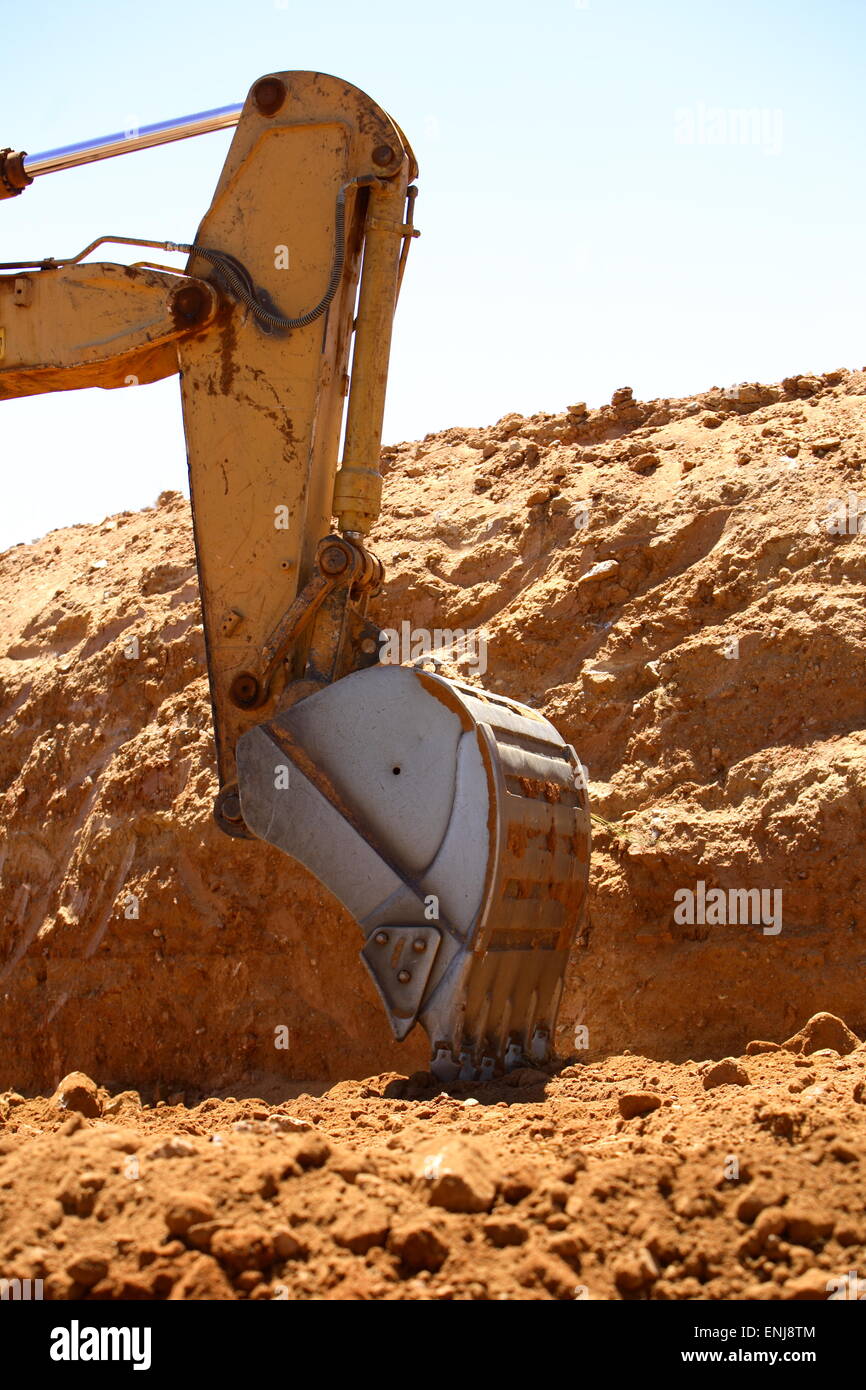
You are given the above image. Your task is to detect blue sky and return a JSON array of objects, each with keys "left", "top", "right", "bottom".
[{"left": 1, "top": 0, "right": 864, "bottom": 548}]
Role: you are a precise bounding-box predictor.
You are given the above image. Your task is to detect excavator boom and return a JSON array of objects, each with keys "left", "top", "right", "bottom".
[{"left": 0, "top": 71, "right": 590, "bottom": 1078}]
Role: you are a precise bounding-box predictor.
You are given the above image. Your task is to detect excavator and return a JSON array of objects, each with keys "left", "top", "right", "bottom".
[{"left": 0, "top": 72, "right": 590, "bottom": 1082}]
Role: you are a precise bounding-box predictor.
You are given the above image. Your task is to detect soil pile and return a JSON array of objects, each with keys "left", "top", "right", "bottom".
[{"left": 1, "top": 367, "right": 864, "bottom": 1095}]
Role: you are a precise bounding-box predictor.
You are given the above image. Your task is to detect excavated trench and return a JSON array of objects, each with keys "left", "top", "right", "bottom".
[{"left": 1, "top": 369, "right": 865, "bottom": 1299}]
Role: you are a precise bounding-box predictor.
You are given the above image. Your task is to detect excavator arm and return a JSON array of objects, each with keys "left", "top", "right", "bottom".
[{"left": 0, "top": 71, "right": 590, "bottom": 1079}]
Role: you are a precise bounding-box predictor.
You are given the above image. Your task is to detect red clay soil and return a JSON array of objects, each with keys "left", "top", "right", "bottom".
[
  {"left": 1, "top": 368, "right": 865, "bottom": 1298},
  {"left": 1, "top": 1012, "right": 866, "bottom": 1301}
]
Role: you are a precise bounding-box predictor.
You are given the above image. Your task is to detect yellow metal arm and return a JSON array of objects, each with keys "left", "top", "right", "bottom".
[
  {"left": 0, "top": 71, "right": 418, "bottom": 808},
  {"left": 0, "top": 261, "right": 218, "bottom": 397}
]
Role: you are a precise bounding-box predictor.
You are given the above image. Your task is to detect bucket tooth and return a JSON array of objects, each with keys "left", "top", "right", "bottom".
[
  {"left": 530, "top": 1025, "right": 550, "bottom": 1064},
  {"left": 431, "top": 1045, "right": 460, "bottom": 1083},
  {"left": 235, "top": 664, "right": 590, "bottom": 1073},
  {"left": 458, "top": 1049, "right": 477, "bottom": 1082}
]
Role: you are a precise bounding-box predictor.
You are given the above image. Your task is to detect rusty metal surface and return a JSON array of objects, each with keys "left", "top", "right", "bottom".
[
  {"left": 0, "top": 264, "right": 217, "bottom": 398},
  {"left": 361, "top": 925, "right": 442, "bottom": 1038},
  {"left": 418, "top": 675, "right": 591, "bottom": 1074},
  {"left": 226, "top": 533, "right": 384, "bottom": 713},
  {"left": 176, "top": 72, "right": 415, "bottom": 791},
  {"left": 235, "top": 665, "right": 590, "bottom": 1075},
  {"left": 0, "top": 70, "right": 415, "bottom": 792},
  {"left": 0, "top": 70, "right": 416, "bottom": 796},
  {"left": 331, "top": 169, "right": 410, "bottom": 535},
  {"left": 0, "top": 150, "right": 31, "bottom": 199}
]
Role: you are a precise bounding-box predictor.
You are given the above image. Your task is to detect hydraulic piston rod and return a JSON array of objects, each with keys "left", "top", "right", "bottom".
[{"left": 1, "top": 104, "right": 242, "bottom": 198}]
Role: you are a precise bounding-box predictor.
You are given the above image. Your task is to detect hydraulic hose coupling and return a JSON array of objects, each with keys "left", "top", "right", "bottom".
[
  {"left": 0, "top": 150, "right": 32, "bottom": 200},
  {"left": 333, "top": 464, "right": 383, "bottom": 536}
]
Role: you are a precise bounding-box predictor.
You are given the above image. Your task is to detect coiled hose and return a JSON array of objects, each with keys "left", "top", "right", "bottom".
[{"left": 172, "top": 178, "right": 361, "bottom": 333}]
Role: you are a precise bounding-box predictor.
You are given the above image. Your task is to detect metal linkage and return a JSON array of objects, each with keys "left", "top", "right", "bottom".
[
  {"left": 1, "top": 105, "right": 242, "bottom": 201},
  {"left": 23, "top": 105, "right": 242, "bottom": 178}
]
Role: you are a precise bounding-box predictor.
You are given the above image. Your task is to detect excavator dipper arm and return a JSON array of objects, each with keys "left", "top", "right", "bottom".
[{"left": 0, "top": 71, "right": 590, "bottom": 1077}]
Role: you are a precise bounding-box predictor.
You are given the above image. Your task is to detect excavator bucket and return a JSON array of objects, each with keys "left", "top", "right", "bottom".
[{"left": 236, "top": 665, "right": 591, "bottom": 1079}]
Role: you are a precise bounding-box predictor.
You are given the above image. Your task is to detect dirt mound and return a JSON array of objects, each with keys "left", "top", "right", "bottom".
[
  {"left": 1, "top": 367, "right": 865, "bottom": 1094},
  {"left": 2, "top": 1017, "right": 866, "bottom": 1300}
]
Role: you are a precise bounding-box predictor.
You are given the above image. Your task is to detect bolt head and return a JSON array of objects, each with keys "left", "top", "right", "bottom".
[
  {"left": 230, "top": 672, "right": 260, "bottom": 708},
  {"left": 252, "top": 77, "right": 286, "bottom": 117},
  {"left": 171, "top": 284, "right": 207, "bottom": 324},
  {"left": 397, "top": 969, "right": 412, "bottom": 984},
  {"left": 374, "top": 931, "right": 389, "bottom": 946},
  {"left": 412, "top": 938, "right": 427, "bottom": 953},
  {"left": 320, "top": 543, "right": 350, "bottom": 576}
]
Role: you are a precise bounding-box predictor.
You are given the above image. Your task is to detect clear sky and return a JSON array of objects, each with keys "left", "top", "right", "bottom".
[{"left": 1, "top": 0, "right": 864, "bottom": 549}]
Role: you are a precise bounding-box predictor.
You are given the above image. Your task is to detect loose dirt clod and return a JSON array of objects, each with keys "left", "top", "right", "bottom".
[
  {"left": 702, "top": 1059, "right": 751, "bottom": 1090},
  {"left": 782, "top": 1012, "right": 862, "bottom": 1056},
  {"left": 618, "top": 1091, "right": 663, "bottom": 1118},
  {"left": 53, "top": 1072, "right": 102, "bottom": 1119},
  {"left": 415, "top": 1137, "right": 497, "bottom": 1214}
]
